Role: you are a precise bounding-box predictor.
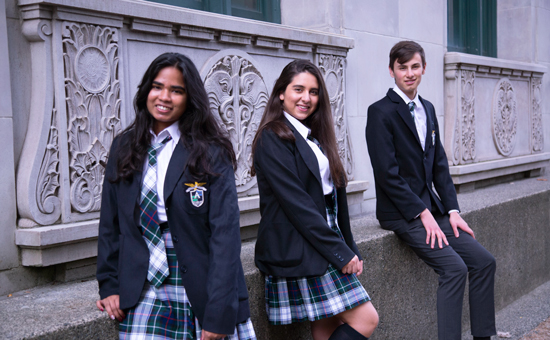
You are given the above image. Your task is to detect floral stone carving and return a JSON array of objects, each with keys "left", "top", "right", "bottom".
[
  {"left": 461, "top": 71, "right": 476, "bottom": 162},
  {"left": 204, "top": 54, "right": 268, "bottom": 193},
  {"left": 531, "top": 78, "right": 543, "bottom": 152},
  {"left": 63, "top": 23, "right": 121, "bottom": 213},
  {"left": 492, "top": 78, "right": 517, "bottom": 157},
  {"left": 318, "top": 54, "right": 354, "bottom": 179}
]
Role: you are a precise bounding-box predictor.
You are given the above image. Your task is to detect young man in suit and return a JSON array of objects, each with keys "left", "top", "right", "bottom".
[{"left": 365, "top": 40, "right": 496, "bottom": 340}]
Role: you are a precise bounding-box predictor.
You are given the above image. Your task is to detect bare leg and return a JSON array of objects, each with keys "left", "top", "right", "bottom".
[
  {"left": 311, "top": 315, "right": 342, "bottom": 340},
  {"left": 336, "top": 301, "right": 379, "bottom": 338}
]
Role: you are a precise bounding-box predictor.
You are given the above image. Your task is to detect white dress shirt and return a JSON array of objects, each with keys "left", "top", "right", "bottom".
[
  {"left": 284, "top": 112, "right": 333, "bottom": 195},
  {"left": 393, "top": 86, "right": 427, "bottom": 150},
  {"left": 143, "top": 122, "right": 181, "bottom": 223}
]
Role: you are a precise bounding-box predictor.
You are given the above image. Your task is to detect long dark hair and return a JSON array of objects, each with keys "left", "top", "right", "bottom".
[
  {"left": 114, "top": 52, "right": 235, "bottom": 181},
  {"left": 251, "top": 59, "right": 347, "bottom": 188}
]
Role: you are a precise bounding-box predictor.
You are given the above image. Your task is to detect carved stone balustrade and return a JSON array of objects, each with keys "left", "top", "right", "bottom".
[
  {"left": 444, "top": 52, "right": 548, "bottom": 192},
  {"left": 14, "top": 0, "right": 366, "bottom": 267}
]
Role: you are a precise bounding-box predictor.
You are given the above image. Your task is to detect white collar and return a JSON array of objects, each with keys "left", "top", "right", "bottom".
[
  {"left": 393, "top": 86, "right": 420, "bottom": 107},
  {"left": 150, "top": 121, "right": 181, "bottom": 142},
  {"left": 284, "top": 111, "right": 310, "bottom": 140}
]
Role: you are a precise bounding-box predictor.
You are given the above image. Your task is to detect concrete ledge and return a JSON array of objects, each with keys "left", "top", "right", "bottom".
[{"left": 1, "top": 177, "right": 549, "bottom": 339}]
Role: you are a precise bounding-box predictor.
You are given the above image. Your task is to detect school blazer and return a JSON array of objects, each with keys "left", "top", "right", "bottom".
[
  {"left": 365, "top": 89, "right": 459, "bottom": 222},
  {"left": 96, "top": 133, "right": 250, "bottom": 335},
  {"left": 254, "top": 119, "right": 362, "bottom": 278}
]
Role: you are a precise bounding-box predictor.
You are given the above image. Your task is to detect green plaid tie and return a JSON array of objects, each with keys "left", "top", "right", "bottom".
[
  {"left": 140, "top": 135, "right": 171, "bottom": 288},
  {"left": 408, "top": 101, "right": 416, "bottom": 119}
]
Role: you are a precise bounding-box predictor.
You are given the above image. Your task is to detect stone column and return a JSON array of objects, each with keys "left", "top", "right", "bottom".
[{"left": 0, "top": 0, "right": 18, "bottom": 271}]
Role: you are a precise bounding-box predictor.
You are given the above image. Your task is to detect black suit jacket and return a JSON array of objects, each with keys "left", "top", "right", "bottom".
[
  {"left": 254, "top": 119, "right": 362, "bottom": 278},
  {"left": 96, "top": 132, "right": 250, "bottom": 334},
  {"left": 366, "top": 89, "right": 459, "bottom": 222}
]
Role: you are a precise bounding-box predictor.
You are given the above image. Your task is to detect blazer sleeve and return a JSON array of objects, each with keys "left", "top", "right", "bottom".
[
  {"left": 255, "top": 129, "right": 356, "bottom": 270},
  {"left": 366, "top": 104, "right": 427, "bottom": 221},
  {"left": 96, "top": 136, "right": 121, "bottom": 299},
  {"left": 336, "top": 186, "right": 362, "bottom": 261},
  {"left": 201, "top": 147, "right": 242, "bottom": 334},
  {"left": 427, "top": 103, "right": 459, "bottom": 212}
]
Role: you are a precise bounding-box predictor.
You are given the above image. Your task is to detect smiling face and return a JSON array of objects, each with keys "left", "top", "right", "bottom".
[
  {"left": 279, "top": 71, "right": 319, "bottom": 121},
  {"left": 146, "top": 66, "right": 187, "bottom": 134},
  {"left": 389, "top": 52, "right": 426, "bottom": 100}
]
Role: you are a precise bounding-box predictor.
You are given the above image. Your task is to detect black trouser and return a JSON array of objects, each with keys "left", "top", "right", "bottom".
[{"left": 381, "top": 213, "right": 496, "bottom": 340}]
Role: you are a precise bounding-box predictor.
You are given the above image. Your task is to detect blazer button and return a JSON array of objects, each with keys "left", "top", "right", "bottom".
[
  {"left": 173, "top": 235, "right": 179, "bottom": 242},
  {"left": 180, "top": 266, "right": 187, "bottom": 273}
]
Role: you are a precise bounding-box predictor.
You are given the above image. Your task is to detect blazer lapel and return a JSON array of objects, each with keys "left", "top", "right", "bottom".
[
  {"left": 387, "top": 89, "right": 422, "bottom": 149},
  {"left": 164, "top": 139, "right": 189, "bottom": 201},
  {"left": 284, "top": 118, "right": 323, "bottom": 188},
  {"left": 419, "top": 95, "right": 435, "bottom": 155}
]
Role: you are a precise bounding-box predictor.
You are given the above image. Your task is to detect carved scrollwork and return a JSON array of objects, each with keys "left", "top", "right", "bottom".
[
  {"left": 461, "top": 70, "right": 476, "bottom": 162},
  {"left": 531, "top": 78, "right": 543, "bottom": 152},
  {"left": 63, "top": 23, "right": 121, "bottom": 214},
  {"left": 318, "top": 54, "right": 354, "bottom": 179},
  {"left": 204, "top": 54, "right": 268, "bottom": 193},
  {"left": 492, "top": 78, "right": 517, "bottom": 156},
  {"left": 36, "top": 105, "right": 61, "bottom": 216}
]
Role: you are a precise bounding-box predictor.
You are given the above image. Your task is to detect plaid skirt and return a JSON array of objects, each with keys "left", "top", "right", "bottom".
[
  {"left": 265, "top": 198, "right": 371, "bottom": 325},
  {"left": 120, "top": 229, "right": 256, "bottom": 339}
]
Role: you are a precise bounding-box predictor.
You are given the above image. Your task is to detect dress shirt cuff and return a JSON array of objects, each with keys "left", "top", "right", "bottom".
[{"left": 448, "top": 209, "right": 460, "bottom": 215}]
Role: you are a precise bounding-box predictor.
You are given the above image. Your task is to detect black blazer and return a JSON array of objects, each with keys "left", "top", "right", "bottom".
[
  {"left": 254, "top": 119, "right": 362, "bottom": 278},
  {"left": 96, "top": 132, "right": 250, "bottom": 335},
  {"left": 365, "top": 89, "right": 459, "bottom": 222}
]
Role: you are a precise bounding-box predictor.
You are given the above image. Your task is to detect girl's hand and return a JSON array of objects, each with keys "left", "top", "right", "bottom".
[
  {"left": 342, "top": 255, "right": 363, "bottom": 275},
  {"left": 96, "top": 295, "right": 126, "bottom": 322}
]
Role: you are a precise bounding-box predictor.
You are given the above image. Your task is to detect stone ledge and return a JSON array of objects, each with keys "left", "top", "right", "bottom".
[
  {"left": 15, "top": 181, "right": 369, "bottom": 267},
  {"left": 445, "top": 52, "right": 547, "bottom": 75},
  {"left": 449, "top": 153, "right": 550, "bottom": 191},
  {"left": 2, "top": 177, "right": 549, "bottom": 339},
  {"left": 18, "top": 0, "right": 354, "bottom": 50}
]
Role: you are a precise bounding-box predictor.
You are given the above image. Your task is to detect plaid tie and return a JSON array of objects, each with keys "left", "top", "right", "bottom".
[
  {"left": 408, "top": 101, "right": 416, "bottom": 119},
  {"left": 140, "top": 135, "right": 172, "bottom": 288}
]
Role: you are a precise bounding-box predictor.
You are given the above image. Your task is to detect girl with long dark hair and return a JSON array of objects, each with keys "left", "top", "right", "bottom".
[
  {"left": 96, "top": 52, "right": 255, "bottom": 340},
  {"left": 252, "top": 60, "right": 378, "bottom": 340}
]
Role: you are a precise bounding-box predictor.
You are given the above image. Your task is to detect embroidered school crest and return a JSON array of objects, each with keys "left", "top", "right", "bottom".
[{"left": 185, "top": 182, "right": 207, "bottom": 207}]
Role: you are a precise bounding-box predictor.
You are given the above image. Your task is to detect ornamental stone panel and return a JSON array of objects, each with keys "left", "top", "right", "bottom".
[
  {"left": 15, "top": 0, "right": 366, "bottom": 267},
  {"left": 444, "top": 53, "right": 548, "bottom": 191}
]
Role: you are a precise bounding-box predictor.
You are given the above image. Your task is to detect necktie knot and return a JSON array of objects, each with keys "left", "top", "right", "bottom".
[
  {"left": 307, "top": 133, "right": 324, "bottom": 154},
  {"left": 408, "top": 101, "right": 416, "bottom": 118},
  {"left": 147, "top": 135, "right": 172, "bottom": 166}
]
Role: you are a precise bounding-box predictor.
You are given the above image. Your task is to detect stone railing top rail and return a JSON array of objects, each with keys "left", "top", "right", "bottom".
[
  {"left": 444, "top": 52, "right": 546, "bottom": 75},
  {"left": 18, "top": 0, "right": 354, "bottom": 51}
]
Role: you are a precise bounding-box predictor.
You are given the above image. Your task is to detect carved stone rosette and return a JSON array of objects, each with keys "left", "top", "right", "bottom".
[
  {"left": 62, "top": 23, "right": 121, "bottom": 213},
  {"left": 318, "top": 54, "right": 354, "bottom": 179},
  {"left": 203, "top": 52, "right": 268, "bottom": 193},
  {"left": 492, "top": 78, "right": 517, "bottom": 156},
  {"left": 460, "top": 71, "right": 476, "bottom": 162},
  {"left": 531, "top": 78, "right": 543, "bottom": 152}
]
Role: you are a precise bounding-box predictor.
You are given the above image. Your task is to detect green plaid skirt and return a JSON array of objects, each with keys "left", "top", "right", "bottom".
[
  {"left": 265, "top": 196, "right": 370, "bottom": 325},
  {"left": 120, "top": 229, "right": 256, "bottom": 339}
]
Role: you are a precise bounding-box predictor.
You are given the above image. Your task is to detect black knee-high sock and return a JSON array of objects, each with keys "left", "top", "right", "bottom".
[{"left": 328, "top": 323, "right": 369, "bottom": 340}]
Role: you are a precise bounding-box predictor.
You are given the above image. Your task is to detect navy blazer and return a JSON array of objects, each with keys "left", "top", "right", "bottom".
[
  {"left": 366, "top": 89, "right": 459, "bottom": 222},
  {"left": 254, "top": 119, "right": 362, "bottom": 278},
  {"left": 96, "top": 132, "right": 250, "bottom": 334}
]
